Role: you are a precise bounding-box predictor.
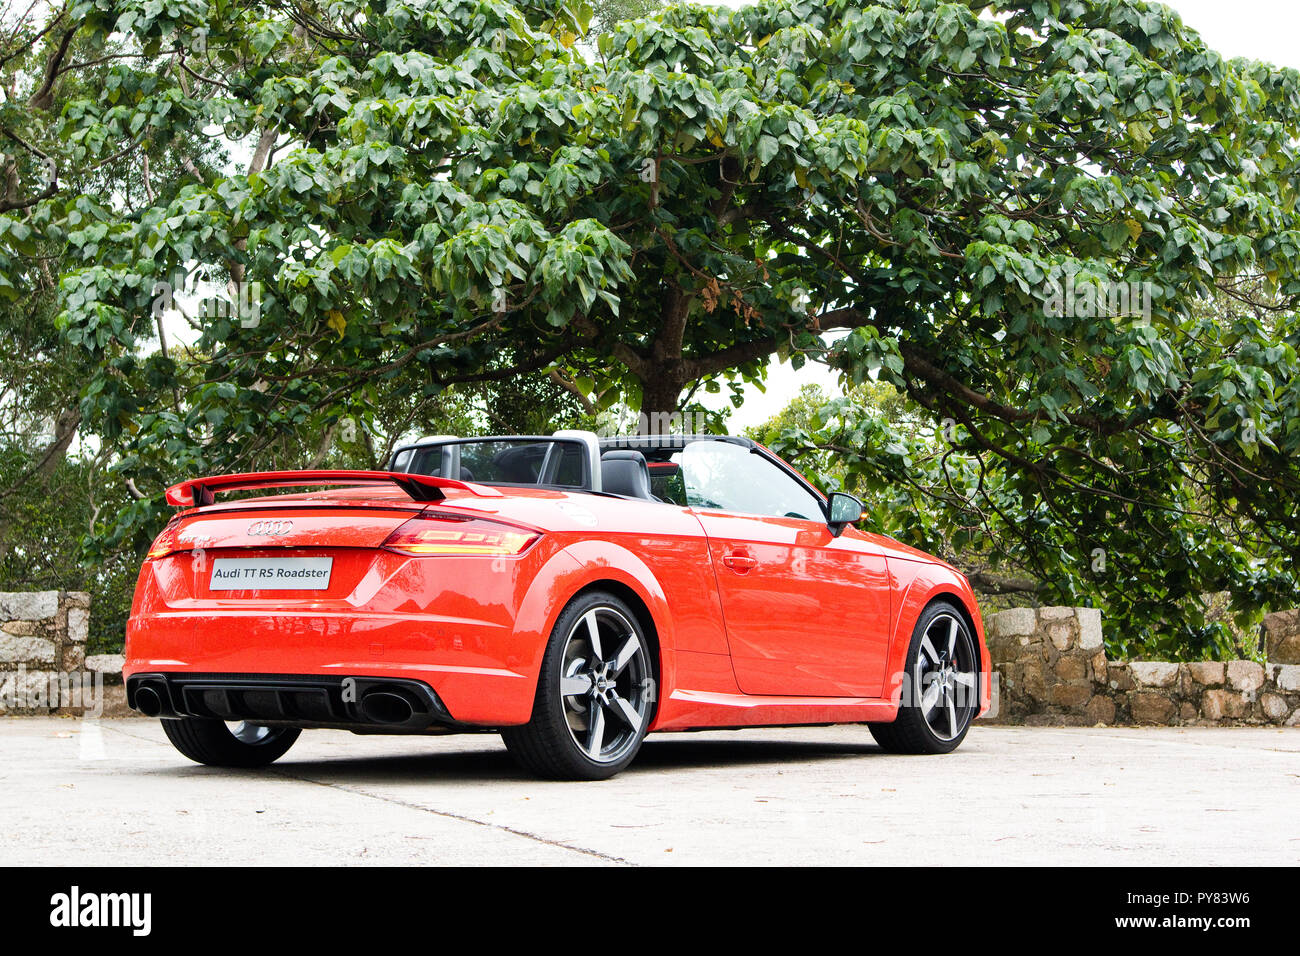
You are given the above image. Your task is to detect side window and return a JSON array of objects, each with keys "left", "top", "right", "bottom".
[
  {"left": 545, "top": 443, "right": 586, "bottom": 488},
  {"left": 408, "top": 447, "right": 442, "bottom": 476},
  {"left": 679, "top": 442, "right": 823, "bottom": 521},
  {"left": 649, "top": 464, "right": 687, "bottom": 506}
]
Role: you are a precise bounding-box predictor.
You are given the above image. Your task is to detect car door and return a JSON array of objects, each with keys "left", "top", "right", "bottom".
[{"left": 680, "top": 440, "right": 892, "bottom": 698}]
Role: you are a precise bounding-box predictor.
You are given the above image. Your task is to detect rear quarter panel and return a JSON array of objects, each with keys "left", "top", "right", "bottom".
[{"left": 509, "top": 495, "right": 738, "bottom": 730}]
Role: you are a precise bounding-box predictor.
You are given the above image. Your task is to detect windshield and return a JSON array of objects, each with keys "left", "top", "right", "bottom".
[{"left": 395, "top": 439, "right": 588, "bottom": 489}]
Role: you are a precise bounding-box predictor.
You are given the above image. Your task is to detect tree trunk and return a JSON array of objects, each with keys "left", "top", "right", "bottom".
[
  {"left": 633, "top": 281, "right": 692, "bottom": 428},
  {"left": 640, "top": 373, "right": 685, "bottom": 414},
  {"left": 637, "top": 372, "right": 686, "bottom": 431}
]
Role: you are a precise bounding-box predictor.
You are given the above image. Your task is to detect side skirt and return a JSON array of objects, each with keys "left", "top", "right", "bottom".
[{"left": 650, "top": 688, "right": 899, "bottom": 733}]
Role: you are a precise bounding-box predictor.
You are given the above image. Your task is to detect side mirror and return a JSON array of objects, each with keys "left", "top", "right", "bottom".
[{"left": 826, "top": 491, "right": 864, "bottom": 537}]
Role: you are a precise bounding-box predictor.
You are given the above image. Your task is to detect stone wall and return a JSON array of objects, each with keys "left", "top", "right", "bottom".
[
  {"left": 986, "top": 606, "right": 1300, "bottom": 727},
  {"left": 4, "top": 590, "right": 1299, "bottom": 725},
  {"left": 0, "top": 590, "right": 122, "bottom": 715},
  {"left": 1263, "top": 609, "right": 1300, "bottom": 665}
]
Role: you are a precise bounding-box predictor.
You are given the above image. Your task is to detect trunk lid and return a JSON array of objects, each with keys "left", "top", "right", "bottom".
[
  {"left": 169, "top": 503, "right": 423, "bottom": 551},
  {"left": 149, "top": 497, "right": 430, "bottom": 607}
]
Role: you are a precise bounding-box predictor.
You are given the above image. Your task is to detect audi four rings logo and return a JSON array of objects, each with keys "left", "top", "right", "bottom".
[{"left": 247, "top": 519, "right": 293, "bottom": 536}]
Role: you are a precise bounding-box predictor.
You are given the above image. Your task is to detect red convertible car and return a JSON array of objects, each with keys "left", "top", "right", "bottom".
[{"left": 126, "top": 431, "right": 990, "bottom": 779}]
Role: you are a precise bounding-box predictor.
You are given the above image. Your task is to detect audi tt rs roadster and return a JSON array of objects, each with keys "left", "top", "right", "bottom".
[{"left": 126, "top": 431, "right": 990, "bottom": 779}]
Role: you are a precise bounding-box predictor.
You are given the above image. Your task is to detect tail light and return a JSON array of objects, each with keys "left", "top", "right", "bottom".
[
  {"left": 146, "top": 516, "right": 184, "bottom": 559},
  {"left": 381, "top": 515, "right": 540, "bottom": 556}
]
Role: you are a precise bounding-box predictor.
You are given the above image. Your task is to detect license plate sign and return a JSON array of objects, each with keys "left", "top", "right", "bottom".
[{"left": 209, "top": 557, "right": 333, "bottom": 591}]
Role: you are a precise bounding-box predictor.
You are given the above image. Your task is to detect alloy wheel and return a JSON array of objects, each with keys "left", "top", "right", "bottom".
[
  {"left": 914, "top": 612, "right": 978, "bottom": 741},
  {"left": 227, "top": 721, "right": 282, "bottom": 745},
  {"left": 559, "top": 606, "right": 653, "bottom": 764}
]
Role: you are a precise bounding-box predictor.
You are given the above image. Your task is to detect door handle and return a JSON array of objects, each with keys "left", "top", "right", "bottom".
[{"left": 722, "top": 550, "right": 757, "bottom": 573}]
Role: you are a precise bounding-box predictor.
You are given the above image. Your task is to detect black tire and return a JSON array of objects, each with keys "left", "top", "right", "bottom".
[
  {"left": 161, "top": 717, "right": 300, "bottom": 768},
  {"left": 869, "top": 600, "right": 979, "bottom": 755},
  {"left": 503, "top": 590, "right": 656, "bottom": 780}
]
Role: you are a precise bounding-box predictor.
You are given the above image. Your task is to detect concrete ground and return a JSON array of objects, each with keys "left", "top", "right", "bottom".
[{"left": 1, "top": 717, "right": 1296, "bottom": 866}]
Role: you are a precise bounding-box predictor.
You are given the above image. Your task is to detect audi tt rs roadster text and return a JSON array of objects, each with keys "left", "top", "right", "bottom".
[{"left": 126, "top": 431, "right": 990, "bottom": 779}]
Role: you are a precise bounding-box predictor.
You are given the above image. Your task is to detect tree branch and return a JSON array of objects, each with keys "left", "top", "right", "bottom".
[{"left": 28, "top": 26, "right": 76, "bottom": 111}]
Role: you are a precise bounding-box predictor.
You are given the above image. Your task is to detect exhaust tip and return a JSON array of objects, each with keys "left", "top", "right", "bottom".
[
  {"left": 360, "top": 690, "right": 417, "bottom": 725},
  {"left": 135, "top": 684, "right": 164, "bottom": 717}
]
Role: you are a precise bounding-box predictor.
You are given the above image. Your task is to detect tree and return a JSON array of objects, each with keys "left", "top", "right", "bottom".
[
  {"left": 0, "top": 0, "right": 228, "bottom": 645},
  {"left": 0, "top": 447, "right": 140, "bottom": 653},
  {"left": 22, "top": 0, "right": 1300, "bottom": 651},
  {"left": 754, "top": 285, "right": 1292, "bottom": 658},
  {"left": 746, "top": 380, "right": 912, "bottom": 487}
]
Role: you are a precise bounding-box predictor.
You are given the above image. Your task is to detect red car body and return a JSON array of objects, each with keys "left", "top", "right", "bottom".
[{"left": 125, "top": 434, "right": 989, "bottom": 773}]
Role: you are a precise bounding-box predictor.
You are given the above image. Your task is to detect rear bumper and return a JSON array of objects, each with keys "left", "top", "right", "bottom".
[
  {"left": 124, "top": 608, "right": 544, "bottom": 725},
  {"left": 126, "top": 672, "right": 457, "bottom": 733}
]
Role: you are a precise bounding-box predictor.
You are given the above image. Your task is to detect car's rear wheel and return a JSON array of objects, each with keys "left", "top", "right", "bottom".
[
  {"left": 869, "top": 601, "right": 979, "bottom": 754},
  {"left": 161, "top": 717, "right": 300, "bottom": 768},
  {"left": 503, "top": 591, "right": 655, "bottom": 780}
]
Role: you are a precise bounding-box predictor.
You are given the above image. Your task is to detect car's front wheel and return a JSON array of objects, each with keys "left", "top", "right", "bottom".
[
  {"left": 161, "top": 717, "right": 300, "bottom": 768},
  {"left": 869, "top": 600, "right": 979, "bottom": 754},
  {"left": 503, "top": 591, "right": 655, "bottom": 780}
]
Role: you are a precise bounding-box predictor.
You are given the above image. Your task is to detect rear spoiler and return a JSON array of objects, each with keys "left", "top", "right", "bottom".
[{"left": 164, "top": 470, "right": 503, "bottom": 507}]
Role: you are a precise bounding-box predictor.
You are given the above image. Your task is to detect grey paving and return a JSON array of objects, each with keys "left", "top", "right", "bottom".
[{"left": 2, "top": 717, "right": 1296, "bottom": 865}]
